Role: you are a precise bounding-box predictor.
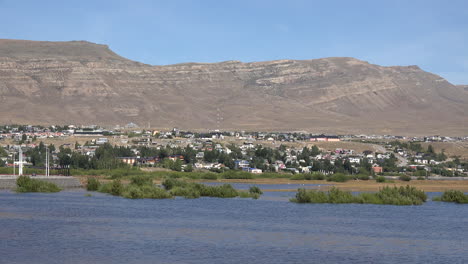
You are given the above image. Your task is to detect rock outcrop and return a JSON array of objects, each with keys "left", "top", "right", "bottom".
[{"left": 0, "top": 39, "right": 467, "bottom": 135}]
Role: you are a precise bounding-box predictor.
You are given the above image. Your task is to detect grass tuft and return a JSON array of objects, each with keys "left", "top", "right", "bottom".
[{"left": 86, "top": 177, "right": 101, "bottom": 191}]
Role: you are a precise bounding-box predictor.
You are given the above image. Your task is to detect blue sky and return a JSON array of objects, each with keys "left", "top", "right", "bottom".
[{"left": 1, "top": 0, "right": 467, "bottom": 84}]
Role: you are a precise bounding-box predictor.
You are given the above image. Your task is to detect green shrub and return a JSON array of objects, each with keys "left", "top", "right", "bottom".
[
  {"left": 122, "top": 185, "right": 145, "bottom": 199},
  {"left": 162, "top": 178, "right": 189, "bottom": 190},
  {"left": 356, "top": 174, "right": 370, "bottom": 180},
  {"left": 290, "top": 173, "right": 324, "bottom": 180},
  {"left": 170, "top": 186, "right": 200, "bottom": 198},
  {"left": 110, "top": 179, "right": 124, "bottom": 196},
  {"left": 198, "top": 184, "right": 239, "bottom": 198},
  {"left": 259, "top": 172, "right": 291, "bottom": 179},
  {"left": 97, "top": 182, "right": 112, "bottom": 193},
  {"left": 200, "top": 173, "right": 218, "bottom": 180},
  {"left": 376, "top": 176, "right": 386, "bottom": 183},
  {"left": 291, "top": 188, "right": 329, "bottom": 203},
  {"left": 413, "top": 170, "right": 427, "bottom": 177},
  {"left": 290, "top": 174, "right": 306, "bottom": 180},
  {"left": 136, "top": 185, "right": 173, "bottom": 199},
  {"left": 16, "top": 176, "right": 61, "bottom": 193},
  {"left": 184, "top": 164, "right": 193, "bottom": 172},
  {"left": 417, "top": 176, "right": 425, "bottom": 180},
  {"left": 311, "top": 172, "right": 325, "bottom": 180},
  {"left": 86, "top": 178, "right": 101, "bottom": 191},
  {"left": 326, "top": 173, "right": 351, "bottom": 182},
  {"left": 162, "top": 178, "right": 240, "bottom": 198},
  {"left": 249, "top": 186, "right": 263, "bottom": 195},
  {"left": 238, "top": 191, "right": 253, "bottom": 198},
  {"left": 130, "top": 175, "right": 153, "bottom": 186},
  {"left": 433, "top": 190, "right": 468, "bottom": 204},
  {"left": 291, "top": 185, "right": 427, "bottom": 205},
  {"left": 399, "top": 175, "right": 412, "bottom": 181},
  {"left": 221, "top": 170, "right": 254, "bottom": 179},
  {"left": 374, "top": 185, "right": 427, "bottom": 205}
]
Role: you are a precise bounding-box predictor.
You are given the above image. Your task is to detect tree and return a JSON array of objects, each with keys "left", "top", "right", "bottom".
[
  {"left": 58, "top": 146, "right": 72, "bottom": 166},
  {"left": 184, "top": 164, "right": 193, "bottom": 172},
  {"left": 409, "top": 143, "right": 423, "bottom": 153},
  {"left": 0, "top": 146, "right": 7, "bottom": 157},
  {"left": 437, "top": 151, "right": 447, "bottom": 161},
  {"left": 310, "top": 145, "right": 320, "bottom": 156},
  {"left": 427, "top": 145, "right": 435, "bottom": 154}
]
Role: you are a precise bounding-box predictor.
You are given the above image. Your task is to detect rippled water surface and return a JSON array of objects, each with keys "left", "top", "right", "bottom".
[{"left": 1, "top": 184, "right": 467, "bottom": 264}]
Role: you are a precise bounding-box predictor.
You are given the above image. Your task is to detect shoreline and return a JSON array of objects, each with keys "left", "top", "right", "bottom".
[
  {"left": 197, "top": 178, "right": 468, "bottom": 192},
  {"left": 74, "top": 176, "right": 468, "bottom": 192}
]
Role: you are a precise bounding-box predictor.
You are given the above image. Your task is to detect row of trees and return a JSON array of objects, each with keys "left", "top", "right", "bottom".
[
  {"left": 8, "top": 140, "right": 464, "bottom": 176},
  {"left": 390, "top": 141, "right": 447, "bottom": 161}
]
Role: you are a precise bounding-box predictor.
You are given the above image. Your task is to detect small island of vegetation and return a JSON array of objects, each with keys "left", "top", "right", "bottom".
[
  {"left": 432, "top": 190, "right": 468, "bottom": 204},
  {"left": 290, "top": 185, "right": 427, "bottom": 205},
  {"left": 87, "top": 176, "right": 263, "bottom": 200}
]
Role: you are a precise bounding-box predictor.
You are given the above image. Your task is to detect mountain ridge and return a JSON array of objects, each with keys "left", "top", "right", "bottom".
[{"left": 0, "top": 39, "right": 466, "bottom": 135}]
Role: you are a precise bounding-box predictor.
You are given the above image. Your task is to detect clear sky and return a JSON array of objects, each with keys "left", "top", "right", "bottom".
[{"left": 1, "top": 0, "right": 467, "bottom": 84}]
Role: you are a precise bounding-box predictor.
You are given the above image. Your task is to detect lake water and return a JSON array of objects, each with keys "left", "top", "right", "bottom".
[{"left": 1, "top": 184, "right": 467, "bottom": 264}]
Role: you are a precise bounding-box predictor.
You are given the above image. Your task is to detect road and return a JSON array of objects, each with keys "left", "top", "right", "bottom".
[{"left": 372, "top": 144, "right": 408, "bottom": 167}]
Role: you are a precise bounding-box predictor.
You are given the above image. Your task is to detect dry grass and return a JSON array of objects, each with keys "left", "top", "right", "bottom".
[
  {"left": 201, "top": 178, "right": 468, "bottom": 192},
  {"left": 420, "top": 142, "right": 468, "bottom": 159}
]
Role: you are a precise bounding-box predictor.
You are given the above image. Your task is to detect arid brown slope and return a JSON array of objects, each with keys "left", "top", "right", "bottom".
[{"left": 0, "top": 39, "right": 467, "bottom": 135}]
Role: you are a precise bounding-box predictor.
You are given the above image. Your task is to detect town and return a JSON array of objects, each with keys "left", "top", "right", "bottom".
[{"left": 0, "top": 124, "right": 466, "bottom": 179}]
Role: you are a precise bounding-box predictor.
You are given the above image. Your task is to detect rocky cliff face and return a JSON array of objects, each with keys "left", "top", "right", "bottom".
[{"left": 0, "top": 39, "right": 467, "bottom": 135}]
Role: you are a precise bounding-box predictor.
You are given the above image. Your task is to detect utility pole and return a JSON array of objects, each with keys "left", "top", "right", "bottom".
[
  {"left": 12, "top": 152, "right": 15, "bottom": 176},
  {"left": 18, "top": 147, "right": 23, "bottom": 176},
  {"left": 45, "top": 146, "right": 49, "bottom": 177}
]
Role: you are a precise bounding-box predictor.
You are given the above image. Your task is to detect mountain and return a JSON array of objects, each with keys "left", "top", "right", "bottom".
[
  {"left": 0, "top": 39, "right": 467, "bottom": 135},
  {"left": 457, "top": 85, "right": 468, "bottom": 92}
]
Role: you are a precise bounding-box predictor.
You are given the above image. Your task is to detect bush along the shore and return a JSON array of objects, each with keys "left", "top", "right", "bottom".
[
  {"left": 86, "top": 178, "right": 101, "bottom": 191},
  {"left": 399, "top": 175, "right": 412, "bottom": 181},
  {"left": 16, "top": 176, "right": 61, "bottom": 193},
  {"left": 432, "top": 190, "right": 468, "bottom": 204},
  {"left": 162, "top": 178, "right": 262, "bottom": 199},
  {"left": 326, "top": 173, "right": 352, "bottom": 182},
  {"left": 290, "top": 185, "right": 427, "bottom": 205},
  {"left": 376, "top": 176, "right": 386, "bottom": 183}
]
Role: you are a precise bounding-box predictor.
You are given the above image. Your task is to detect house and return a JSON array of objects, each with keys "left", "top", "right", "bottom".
[
  {"left": 414, "top": 159, "right": 428, "bottom": 164},
  {"left": 234, "top": 160, "right": 250, "bottom": 169},
  {"left": 243, "top": 142, "right": 255, "bottom": 149},
  {"left": 118, "top": 157, "right": 137, "bottom": 165},
  {"left": 310, "top": 135, "right": 340, "bottom": 142},
  {"left": 139, "top": 157, "right": 160, "bottom": 165},
  {"left": 168, "top": 155, "right": 184, "bottom": 161},
  {"left": 249, "top": 168, "right": 263, "bottom": 174},
  {"left": 327, "top": 136, "right": 340, "bottom": 142},
  {"left": 371, "top": 164, "right": 383, "bottom": 173},
  {"left": 275, "top": 160, "right": 286, "bottom": 169},
  {"left": 96, "top": 138, "right": 108, "bottom": 145},
  {"left": 126, "top": 122, "right": 139, "bottom": 129}
]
